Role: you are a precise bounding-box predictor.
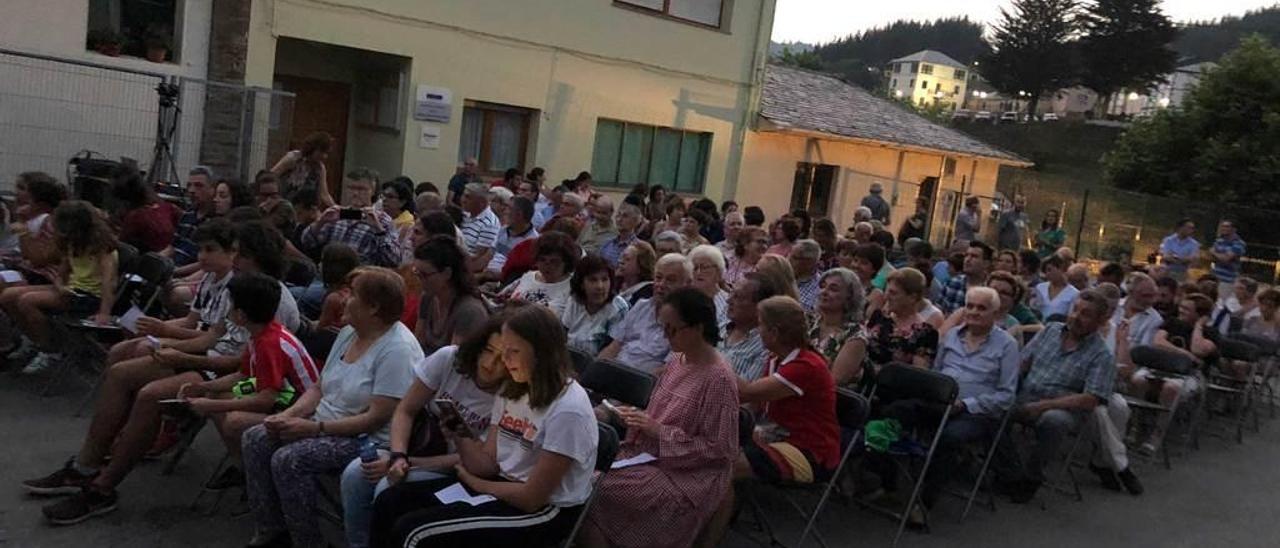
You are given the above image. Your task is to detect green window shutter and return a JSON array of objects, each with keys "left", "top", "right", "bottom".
[
  {"left": 649, "top": 128, "right": 682, "bottom": 187},
  {"left": 591, "top": 120, "right": 624, "bottom": 184},
  {"left": 675, "top": 131, "right": 710, "bottom": 192},
  {"left": 618, "top": 123, "right": 653, "bottom": 185}
]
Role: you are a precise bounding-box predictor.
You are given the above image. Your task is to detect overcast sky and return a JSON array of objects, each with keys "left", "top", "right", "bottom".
[{"left": 772, "top": 0, "right": 1280, "bottom": 44}]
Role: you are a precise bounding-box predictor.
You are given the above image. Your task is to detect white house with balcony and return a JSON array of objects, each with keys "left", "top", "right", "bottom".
[
  {"left": 1106, "top": 62, "right": 1216, "bottom": 117},
  {"left": 885, "top": 50, "right": 970, "bottom": 110}
]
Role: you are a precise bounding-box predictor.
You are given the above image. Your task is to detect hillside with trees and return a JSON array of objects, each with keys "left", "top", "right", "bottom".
[{"left": 1175, "top": 6, "right": 1280, "bottom": 63}]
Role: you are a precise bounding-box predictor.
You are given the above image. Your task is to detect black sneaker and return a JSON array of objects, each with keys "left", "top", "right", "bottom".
[
  {"left": 1089, "top": 463, "right": 1123, "bottom": 492},
  {"left": 1117, "top": 467, "right": 1144, "bottom": 496},
  {"left": 205, "top": 466, "right": 245, "bottom": 491},
  {"left": 22, "top": 459, "right": 96, "bottom": 496},
  {"left": 42, "top": 487, "right": 118, "bottom": 525},
  {"left": 1007, "top": 479, "right": 1041, "bottom": 504}
]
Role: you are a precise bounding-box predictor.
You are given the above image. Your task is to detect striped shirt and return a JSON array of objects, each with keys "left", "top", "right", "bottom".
[
  {"left": 796, "top": 275, "right": 820, "bottom": 312},
  {"left": 1020, "top": 322, "right": 1114, "bottom": 403},
  {"left": 172, "top": 206, "right": 206, "bottom": 267},
  {"left": 461, "top": 206, "right": 501, "bottom": 255},
  {"left": 719, "top": 324, "right": 767, "bottom": 380},
  {"left": 245, "top": 320, "right": 321, "bottom": 393},
  {"left": 192, "top": 270, "right": 234, "bottom": 331},
  {"left": 1211, "top": 235, "right": 1246, "bottom": 283}
]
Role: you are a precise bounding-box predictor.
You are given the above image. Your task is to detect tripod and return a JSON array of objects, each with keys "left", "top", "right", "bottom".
[{"left": 147, "top": 78, "right": 181, "bottom": 186}]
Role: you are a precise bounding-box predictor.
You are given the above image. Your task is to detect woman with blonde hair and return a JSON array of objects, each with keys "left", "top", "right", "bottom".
[{"left": 754, "top": 254, "right": 800, "bottom": 301}]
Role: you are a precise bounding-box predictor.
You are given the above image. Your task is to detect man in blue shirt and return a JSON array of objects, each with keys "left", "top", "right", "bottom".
[
  {"left": 880, "top": 287, "right": 1019, "bottom": 508},
  {"left": 445, "top": 158, "right": 477, "bottom": 206},
  {"left": 1211, "top": 219, "right": 1246, "bottom": 296},
  {"left": 1158, "top": 218, "right": 1200, "bottom": 281},
  {"left": 1002, "top": 289, "right": 1115, "bottom": 503},
  {"left": 860, "top": 182, "right": 891, "bottom": 224}
]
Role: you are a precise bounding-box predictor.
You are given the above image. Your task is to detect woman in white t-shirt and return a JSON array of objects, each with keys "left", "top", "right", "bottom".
[
  {"left": 371, "top": 304, "right": 598, "bottom": 548},
  {"left": 561, "top": 254, "right": 629, "bottom": 353},
  {"left": 341, "top": 315, "right": 508, "bottom": 548},
  {"left": 502, "top": 231, "right": 577, "bottom": 316}
]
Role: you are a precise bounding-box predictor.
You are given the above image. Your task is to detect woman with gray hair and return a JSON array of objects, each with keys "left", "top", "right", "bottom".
[
  {"left": 689, "top": 244, "right": 730, "bottom": 328},
  {"left": 807, "top": 268, "right": 869, "bottom": 386}
]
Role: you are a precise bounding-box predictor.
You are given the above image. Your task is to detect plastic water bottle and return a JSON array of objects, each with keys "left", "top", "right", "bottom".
[{"left": 357, "top": 434, "right": 379, "bottom": 463}]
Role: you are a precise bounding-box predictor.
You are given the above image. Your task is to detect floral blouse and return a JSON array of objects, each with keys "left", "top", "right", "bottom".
[
  {"left": 807, "top": 314, "right": 869, "bottom": 385},
  {"left": 863, "top": 308, "right": 939, "bottom": 368}
]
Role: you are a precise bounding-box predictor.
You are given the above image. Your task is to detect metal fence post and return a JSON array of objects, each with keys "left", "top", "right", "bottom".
[{"left": 1074, "top": 189, "right": 1090, "bottom": 259}]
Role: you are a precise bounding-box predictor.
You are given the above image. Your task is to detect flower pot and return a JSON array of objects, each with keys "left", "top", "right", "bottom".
[
  {"left": 96, "top": 43, "right": 122, "bottom": 57},
  {"left": 146, "top": 47, "right": 168, "bottom": 63}
]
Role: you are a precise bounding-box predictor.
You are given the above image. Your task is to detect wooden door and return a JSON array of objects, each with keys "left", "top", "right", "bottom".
[{"left": 275, "top": 75, "right": 350, "bottom": 199}]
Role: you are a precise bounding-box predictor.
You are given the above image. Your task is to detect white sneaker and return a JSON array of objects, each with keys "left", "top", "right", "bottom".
[{"left": 21, "top": 352, "right": 60, "bottom": 375}]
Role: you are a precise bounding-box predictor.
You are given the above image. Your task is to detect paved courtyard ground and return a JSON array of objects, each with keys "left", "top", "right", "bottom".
[{"left": 4, "top": 370, "right": 1280, "bottom": 547}]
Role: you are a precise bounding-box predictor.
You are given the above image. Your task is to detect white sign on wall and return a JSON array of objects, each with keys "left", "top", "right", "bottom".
[
  {"left": 414, "top": 85, "right": 452, "bottom": 123},
  {"left": 419, "top": 124, "right": 441, "bottom": 149}
]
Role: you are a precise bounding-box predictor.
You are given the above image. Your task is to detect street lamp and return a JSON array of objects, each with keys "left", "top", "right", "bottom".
[
  {"left": 1127, "top": 91, "right": 1140, "bottom": 101},
  {"left": 894, "top": 89, "right": 903, "bottom": 98},
  {"left": 971, "top": 90, "right": 979, "bottom": 97},
  {"left": 1158, "top": 96, "right": 1171, "bottom": 108}
]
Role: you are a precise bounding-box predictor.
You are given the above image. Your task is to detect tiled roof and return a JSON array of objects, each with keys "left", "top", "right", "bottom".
[
  {"left": 889, "top": 49, "right": 966, "bottom": 69},
  {"left": 759, "top": 64, "right": 1030, "bottom": 165}
]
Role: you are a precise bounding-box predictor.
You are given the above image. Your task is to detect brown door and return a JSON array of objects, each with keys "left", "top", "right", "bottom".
[{"left": 275, "top": 75, "right": 350, "bottom": 200}]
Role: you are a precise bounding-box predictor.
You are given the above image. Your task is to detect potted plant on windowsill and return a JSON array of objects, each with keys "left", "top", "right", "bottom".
[
  {"left": 144, "top": 32, "right": 171, "bottom": 63},
  {"left": 88, "top": 28, "right": 123, "bottom": 57}
]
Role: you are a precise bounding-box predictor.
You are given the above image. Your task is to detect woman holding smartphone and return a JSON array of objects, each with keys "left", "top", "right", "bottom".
[
  {"left": 339, "top": 315, "right": 509, "bottom": 548},
  {"left": 370, "top": 304, "right": 599, "bottom": 548}
]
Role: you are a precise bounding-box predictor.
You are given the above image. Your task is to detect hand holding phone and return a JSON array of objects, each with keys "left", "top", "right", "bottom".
[
  {"left": 434, "top": 398, "right": 473, "bottom": 439},
  {"left": 339, "top": 208, "right": 364, "bottom": 221}
]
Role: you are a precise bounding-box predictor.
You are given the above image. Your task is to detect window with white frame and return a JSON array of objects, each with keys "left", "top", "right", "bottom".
[
  {"left": 86, "top": 0, "right": 180, "bottom": 62},
  {"left": 616, "top": 0, "right": 725, "bottom": 28}
]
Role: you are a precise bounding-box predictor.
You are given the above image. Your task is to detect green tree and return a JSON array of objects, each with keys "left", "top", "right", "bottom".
[
  {"left": 981, "top": 0, "right": 1081, "bottom": 115},
  {"left": 1104, "top": 36, "right": 1280, "bottom": 208},
  {"left": 776, "top": 46, "right": 824, "bottom": 71},
  {"left": 812, "top": 17, "right": 989, "bottom": 90},
  {"left": 1078, "top": 0, "right": 1178, "bottom": 116}
]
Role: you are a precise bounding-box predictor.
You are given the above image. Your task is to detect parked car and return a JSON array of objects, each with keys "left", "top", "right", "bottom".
[
  {"left": 951, "top": 109, "right": 974, "bottom": 121},
  {"left": 999, "top": 111, "right": 1020, "bottom": 123},
  {"left": 1041, "top": 112, "right": 1060, "bottom": 122},
  {"left": 974, "top": 111, "right": 994, "bottom": 122}
]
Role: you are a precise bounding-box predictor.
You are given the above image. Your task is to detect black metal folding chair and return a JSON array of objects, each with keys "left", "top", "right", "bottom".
[
  {"left": 1196, "top": 338, "right": 1260, "bottom": 445},
  {"left": 567, "top": 347, "right": 594, "bottom": 378},
  {"left": 957, "top": 403, "right": 1016, "bottom": 521},
  {"left": 856, "top": 364, "right": 958, "bottom": 547},
  {"left": 579, "top": 358, "right": 658, "bottom": 409},
  {"left": 561, "top": 422, "right": 620, "bottom": 548},
  {"left": 1122, "top": 345, "right": 1198, "bottom": 467},
  {"left": 736, "top": 388, "right": 870, "bottom": 548},
  {"left": 1227, "top": 333, "right": 1279, "bottom": 429}
]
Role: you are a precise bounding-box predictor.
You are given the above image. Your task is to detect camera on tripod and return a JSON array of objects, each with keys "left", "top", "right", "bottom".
[{"left": 156, "top": 82, "right": 179, "bottom": 108}]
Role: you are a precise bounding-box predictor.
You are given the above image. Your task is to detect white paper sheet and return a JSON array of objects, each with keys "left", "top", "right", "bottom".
[
  {"left": 118, "top": 306, "right": 145, "bottom": 333},
  {"left": 610, "top": 452, "right": 657, "bottom": 470},
  {"left": 434, "top": 482, "right": 497, "bottom": 506},
  {"left": 0, "top": 270, "right": 22, "bottom": 283}
]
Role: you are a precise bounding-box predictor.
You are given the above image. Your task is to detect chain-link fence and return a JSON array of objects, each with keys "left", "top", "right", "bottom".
[
  {"left": 0, "top": 47, "right": 294, "bottom": 192},
  {"left": 996, "top": 169, "right": 1280, "bottom": 284}
]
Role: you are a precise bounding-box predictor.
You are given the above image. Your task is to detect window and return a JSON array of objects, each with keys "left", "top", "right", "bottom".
[
  {"left": 954, "top": 85, "right": 961, "bottom": 95},
  {"left": 616, "top": 0, "right": 724, "bottom": 28},
  {"left": 459, "top": 101, "right": 535, "bottom": 175},
  {"left": 908, "top": 79, "right": 915, "bottom": 89},
  {"left": 920, "top": 64, "right": 934, "bottom": 75},
  {"left": 910, "top": 62, "right": 919, "bottom": 73},
  {"left": 791, "top": 163, "right": 837, "bottom": 218},
  {"left": 955, "top": 69, "right": 967, "bottom": 80},
  {"left": 87, "top": 0, "right": 180, "bottom": 62},
  {"left": 591, "top": 119, "right": 711, "bottom": 193},
  {"left": 355, "top": 69, "right": 405, "bottom": 132},
  {"left": 921, "top": 80, "right": 929, "bottom": 90}
]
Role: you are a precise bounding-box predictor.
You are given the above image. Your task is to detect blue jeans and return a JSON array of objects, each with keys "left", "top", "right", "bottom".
[
  {"left": 290, "top": 280, "right": 327, "bottom": 321},
  {"left": 339, "top": 454, "right": 449, "bottom": 548}
]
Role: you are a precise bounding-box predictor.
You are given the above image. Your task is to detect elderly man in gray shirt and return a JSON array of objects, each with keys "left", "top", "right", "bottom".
[
  {"left": 880, "top": 286, "right": 1019, "bottom": 508},
  {"left": 599, "top": 253, "right": 692, "bottom": 372}
]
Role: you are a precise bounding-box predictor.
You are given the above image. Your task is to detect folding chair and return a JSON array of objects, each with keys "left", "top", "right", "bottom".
[
  {"left": 855, "top": 364, "right": 958, "bottom": 547},
  {"left": 1227, "top": 333, "right": 1279, "bottom": 429},
  {"left": 958, "top": 403, "right": 1016, "bottom": 521},
  {"left": 560, "top": 422, "right": 620, "bottom": 548},
  {"left": 1006, "top": 409, "right": 1093, "bottom": 505},
  {"left": 567, "top": 347, "right": 594, "bottom": 378},
  {"left": 735, "top": 389, "right": 870, "bottom": 548},
  {"left": 1122, "top": 345, "right": 1198, "bottom": 468},
  {"left": 579, "top": 358, "right": 658, "bottom": 409},
  {"left": 1195, "top": 338, "right": 1260, "bottom": 445}
]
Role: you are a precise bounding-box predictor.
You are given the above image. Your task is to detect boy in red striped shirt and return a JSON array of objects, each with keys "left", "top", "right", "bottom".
[{"left": 183, "top": 272, "right": 321, "bottom": 490}]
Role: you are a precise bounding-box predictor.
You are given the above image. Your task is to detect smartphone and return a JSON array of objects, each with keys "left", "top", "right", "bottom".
[
  {"left": 146, "top": 335, "right": 162, "bottom": 350},
  {"left": 601, "top": 399, "right": 623, "bottom": 416},
  {"left": 339, "top": 208, "right": 364, "bottom": 221},
  {"left": 433, "top": 398, "right": 473, "bottom": 438}
]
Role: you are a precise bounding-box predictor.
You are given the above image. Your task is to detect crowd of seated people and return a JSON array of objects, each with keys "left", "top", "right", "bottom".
[{"left": 7, "top": 152, "right": 1278, "bottom": 547}]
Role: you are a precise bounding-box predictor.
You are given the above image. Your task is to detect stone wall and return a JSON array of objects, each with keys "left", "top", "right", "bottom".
[{"left": 198, "top": 0, "right": 251, "bottom": 183}]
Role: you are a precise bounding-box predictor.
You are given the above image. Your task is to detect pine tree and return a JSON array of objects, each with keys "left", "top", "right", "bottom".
[
  {"left": 1078, "top": 0, "right": 1178, "bottom": 116},
  {"left": 981, "top": 0, "right": 1081, "bottom": 115}
]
